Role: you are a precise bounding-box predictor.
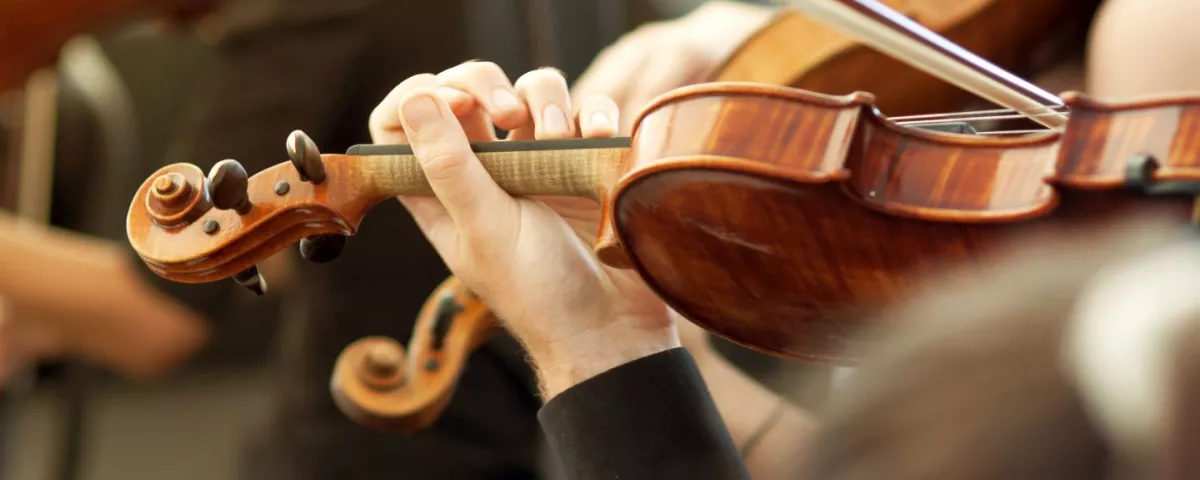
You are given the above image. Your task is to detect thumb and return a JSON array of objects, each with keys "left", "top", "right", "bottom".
[{"left": 397, "top": 89, "right": 516, "bottom": 233}]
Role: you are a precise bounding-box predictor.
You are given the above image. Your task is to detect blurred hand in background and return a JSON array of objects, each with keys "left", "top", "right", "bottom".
[{"left": 571, "top": 0, "right": 774, "bottom": 133}]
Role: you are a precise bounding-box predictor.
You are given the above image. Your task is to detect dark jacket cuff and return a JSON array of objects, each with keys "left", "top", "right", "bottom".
[{"left": 538, "top": 347, "right": 749, "bottom": 480}]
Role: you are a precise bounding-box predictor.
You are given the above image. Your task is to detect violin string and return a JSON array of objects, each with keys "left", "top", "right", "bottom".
[
  {"left": 972, "top": 129, "right": 1055, "bottom": 136},
  {"left": 890, "top": 105, "right": 1069, "bottom": 121},
  {"left": 896, "top": 111, "right": 1070, "bottom": 127}
]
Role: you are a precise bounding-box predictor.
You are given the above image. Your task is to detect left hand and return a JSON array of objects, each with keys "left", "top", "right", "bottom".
[{"left": 369, "top": 63, "right": 677, "bottom": 398}]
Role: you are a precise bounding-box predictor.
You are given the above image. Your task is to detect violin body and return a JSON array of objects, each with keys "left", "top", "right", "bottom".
[
  {"left": 610, "top": 83, "right": 1197, "bottom": 361},
  {"left": 716, "top": 0, "right": 1099, "bottom": 115}
]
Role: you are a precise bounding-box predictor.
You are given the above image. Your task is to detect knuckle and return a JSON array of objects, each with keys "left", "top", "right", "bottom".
[
  {"left": 444, "top": 60, "right": 506, "bottom": 83},
  {"left": 399, "top": 73, "right": 440, "bottom": 89},
  {"left": 515, "top": 68, "right": 567, "bottom": 93}
]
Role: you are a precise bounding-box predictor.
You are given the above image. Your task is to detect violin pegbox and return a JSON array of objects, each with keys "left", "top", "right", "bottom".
[
  {"left": 287, "top": 130, "right": 347, "bottom": 263},
  {"left": 128, "top": 129, "right": 364, "bottom": 291}
]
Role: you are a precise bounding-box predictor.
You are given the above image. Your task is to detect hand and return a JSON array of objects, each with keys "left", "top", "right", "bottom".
[
  {"left": 0, "top": 295, "right": 62, "bottom": 384},
  {"left": 369, "top": 62, "right": 678, "bottom": 398},
  {"left": 571, "top": 1, "right": 775, "bottom": 133},
  {"left": 0, "top": 213, "right": 210, "bottom": 384}
]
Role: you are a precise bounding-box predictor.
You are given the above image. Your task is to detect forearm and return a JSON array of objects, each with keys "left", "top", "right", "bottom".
[{"left": 0, "top": 211, "right": 208, "bottom": 378}]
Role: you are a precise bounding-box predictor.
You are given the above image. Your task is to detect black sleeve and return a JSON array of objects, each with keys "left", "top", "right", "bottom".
[{"left": 538, "top": 347, "right": 750, "bottom": 480}]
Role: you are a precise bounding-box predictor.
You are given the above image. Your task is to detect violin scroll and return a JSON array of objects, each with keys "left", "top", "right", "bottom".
[{"left": 331, "top": 276, "right": 498, "bottom": 432}]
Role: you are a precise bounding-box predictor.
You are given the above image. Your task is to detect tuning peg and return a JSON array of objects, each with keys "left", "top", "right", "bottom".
[
  {"left": 287, "top": 130, "right": 325, "bottom": 184},
  {"left": 430, "top": 291, "right": 464, "bottom": 351},
  {"left": 299, "top": 234, "right": 347, "bottom": 263},
  {"left": 207, "top": 159, "right": 252, "bottom": 215},
  {"left": 232, "top": 265, "right": 268, "bottom": 296}
]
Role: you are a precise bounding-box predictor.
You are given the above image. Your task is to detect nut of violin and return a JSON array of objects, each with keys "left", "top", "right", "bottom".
[
  {"left": 207, "top": 159, "right": 252, "bottom": 215},
  {"left": 287, "top": 130, "right": 325, "bottom": 184}
]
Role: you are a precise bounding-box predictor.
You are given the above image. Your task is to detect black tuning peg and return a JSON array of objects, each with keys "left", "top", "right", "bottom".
[
  {"left": 207, "top": 159, "right": 252, "bottom": 215},
  {"left": 232, "top": 265, "right": 268, "bottom": 296},
  {"left": 299, "top": 234, "right": 347, "bottom": 263},
  {"left": 287, "top": 130, "right": 325, "bottom": 184}
]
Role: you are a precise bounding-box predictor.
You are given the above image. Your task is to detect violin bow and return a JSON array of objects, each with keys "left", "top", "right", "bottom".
[{"left": 780, "top": 0, "right": 1069, "bottom": 128}]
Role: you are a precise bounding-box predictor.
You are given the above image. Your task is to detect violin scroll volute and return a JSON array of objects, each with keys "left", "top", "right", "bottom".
[{"left": 331, "top": 276, "right": 498, "bottom": 432}]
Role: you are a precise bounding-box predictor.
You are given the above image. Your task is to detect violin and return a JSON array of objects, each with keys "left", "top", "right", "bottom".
[
  {"left": 126, "top": 0, "right": 1185, "bottom": 430},
  {"left": 330, "top": 276, "right": 498, "bottom": 432}
]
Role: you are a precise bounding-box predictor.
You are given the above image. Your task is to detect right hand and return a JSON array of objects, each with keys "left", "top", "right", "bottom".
[{"left": 369, "top": 62, "right": 678, "bottom": 398}]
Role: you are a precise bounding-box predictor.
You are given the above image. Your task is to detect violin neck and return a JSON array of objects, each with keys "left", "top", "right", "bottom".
[{"left": 345, "top": 137, "right": 631, "bottom": 201}]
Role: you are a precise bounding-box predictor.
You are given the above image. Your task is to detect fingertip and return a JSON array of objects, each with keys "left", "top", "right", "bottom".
[
  {"left": 578, "top": 95, "right": 620, "bottom": 138},
  {"left": 397, "top": 88, "right": 455, "bottom": 137},
  {"left": 581, "top": 111, "right": 618, "bottom": 138}
]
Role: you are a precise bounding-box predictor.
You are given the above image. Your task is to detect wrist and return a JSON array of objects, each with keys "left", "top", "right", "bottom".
[{"left": 532, "top": 320, "right": 680, "bottom": 399}]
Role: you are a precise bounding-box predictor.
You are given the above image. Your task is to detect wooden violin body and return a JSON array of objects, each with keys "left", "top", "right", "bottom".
[
  {"left": 616, "top": 84, "right": 1197, "bottom": 360},
  {"left": 717, "top": 0, "right": 1099, "bottom": 115}
]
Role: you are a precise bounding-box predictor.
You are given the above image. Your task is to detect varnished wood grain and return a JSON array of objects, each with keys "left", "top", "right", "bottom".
[
  {"left": 612, "top": 83, "right": 1193, "bottom": 362},
  {"left": 1056, "top": 92, "right": 1200, "bottom": 186}
]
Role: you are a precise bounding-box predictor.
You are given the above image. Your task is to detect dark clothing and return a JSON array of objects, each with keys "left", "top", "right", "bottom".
[{"left": 540, "top": 348, "right": 749, "bottom": 480}]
